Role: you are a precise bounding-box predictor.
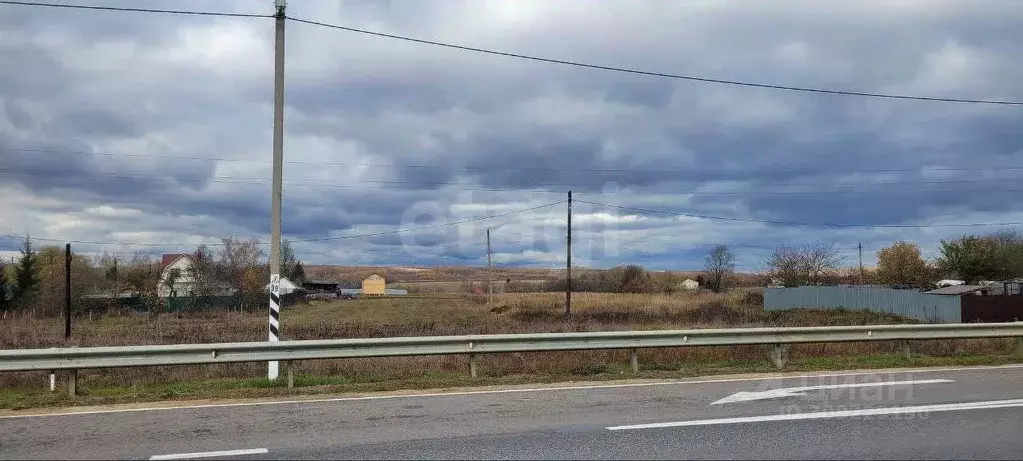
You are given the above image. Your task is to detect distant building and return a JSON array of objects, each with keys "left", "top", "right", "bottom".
[
  {"left": 362, "top": 274, "right": 386, "bottom": 296},
  {"left": 680, "top": 279, "right": 700, "bottom": 291},
  {"left": 157, "top": 253, "right": 234, "bottom": 298},
  {"left": 302, "top": 279, "right": 340, "bottom": 293},
  {"left": 936, "top": 279, "right": 966, "bottom": 288}
]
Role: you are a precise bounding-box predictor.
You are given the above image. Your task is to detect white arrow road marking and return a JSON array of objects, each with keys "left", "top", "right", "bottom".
[
  {"left": 149, "top": 448, "right": 268, "bottom": 460},
  {"left": 710, "top": 379, "right": 954, "bottom": 405},
  {"left": 608, "top": 398, "right": 1023, "bottom": 430}
]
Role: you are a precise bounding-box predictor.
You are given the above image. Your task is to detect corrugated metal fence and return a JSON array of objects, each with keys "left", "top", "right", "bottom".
[{"left": 764, "top": 286, "right": 962, "bottom": 323}]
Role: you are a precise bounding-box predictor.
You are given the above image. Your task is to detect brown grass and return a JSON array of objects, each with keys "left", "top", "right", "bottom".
[{"left": 1, "top": 290, "right": 1015, "bottom": 394}]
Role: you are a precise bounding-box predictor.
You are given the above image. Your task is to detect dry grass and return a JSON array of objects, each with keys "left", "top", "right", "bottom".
[{"left": 1, "top": 290, "right": 1016, "bottom": 397}]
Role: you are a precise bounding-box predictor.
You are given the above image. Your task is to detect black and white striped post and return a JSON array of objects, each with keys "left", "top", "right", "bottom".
[{"left": 268, "top": 274, "right": 281, "bottom": 379}]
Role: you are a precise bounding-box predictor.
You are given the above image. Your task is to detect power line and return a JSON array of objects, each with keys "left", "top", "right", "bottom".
[
  {"left": 0, "top": 168, "right": 566, "bottom": 194},
  {"left": 0, "top": 0, "right": 270, "bottom": 17},
  {"left": 576, "top": 198, "right": 1023, "bottom": 229},
  {"left": 10, "top": 166, "right": 1023, "bottom": 195},
  {"left": 286, "top": 15, "right": 1023, "bottom": 106},
  {"left": 0, "top": 200, "right": 566, "bottom": 247},
  {"left": 12, "top": 146, "right": 1023, "bottom": 177},
  {"left": 296, "top": 203, "right": 568, "bottom": 245}
]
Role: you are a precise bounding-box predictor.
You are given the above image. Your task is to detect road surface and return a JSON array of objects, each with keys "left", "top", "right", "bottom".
[{"left": 3, "top": 364, "right": 1023, "bottom": 460}]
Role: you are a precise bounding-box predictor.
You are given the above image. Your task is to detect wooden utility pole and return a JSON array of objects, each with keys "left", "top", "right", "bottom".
[
  {"left": 64, "top": 243, "right": 71, "bottom": 340},
  {"left": 486, "top": 228, "right": 493, "bottom": 303},
  {"left": 566, "top": 191, "right": 572, "bottom": 317},
  {"left": 858, "top": 242, "right": 864, "bottom": 285}
]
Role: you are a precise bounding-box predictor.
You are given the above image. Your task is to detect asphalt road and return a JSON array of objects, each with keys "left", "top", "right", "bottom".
[{"left": 3, "top": 364, "right": 1023, "bottom": 460}]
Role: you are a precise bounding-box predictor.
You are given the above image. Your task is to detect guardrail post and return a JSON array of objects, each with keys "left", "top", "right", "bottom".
[
  {"left": 770, "top": 344, "right": 788, "bottom": 369},
  {"left": 469, "top": 354, "right": 478, "bottom": 378},
  {"left": 285, "top": 361, "right": 294, "bottom": 389},
  {"left": 629, "top": 348, "right": 639, "bottom": 373},
  {"left": 67, "top": 369, "right": 77, "bottom": 397},
  {"left": 1016, "top": 337, "right": 1023, "bottom": 356},
  {"left": 49, "top": 371, "right": 56, "bottom": 392},
  {"left": 900, "top": 340, "right": 911, "bottom": 359}
]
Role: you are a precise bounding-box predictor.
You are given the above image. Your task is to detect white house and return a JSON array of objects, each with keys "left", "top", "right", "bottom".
[{"left": 157, "top": 253, "right": 235, "bottom": 298}]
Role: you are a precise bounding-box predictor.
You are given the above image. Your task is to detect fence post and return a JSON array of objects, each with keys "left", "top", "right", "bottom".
[
  {"left": 68, "top": 369, "right": 77, "bottom": 397},
  {"left": 629, "top": 348, "right": 639, "bottom": 373},
  {"left": 469, "top": 354, "right": 478, "bottom": 378},
  {"left": 770, "top": 344, "right": 788, "bottom": 369},
  {"left": 900, "top": 340, "right": 911, "bottom": 359}
]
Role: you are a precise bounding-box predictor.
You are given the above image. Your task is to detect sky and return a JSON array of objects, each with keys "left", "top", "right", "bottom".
[{"left": 2, "top": 0, "right": 1023, "bottom": 272}]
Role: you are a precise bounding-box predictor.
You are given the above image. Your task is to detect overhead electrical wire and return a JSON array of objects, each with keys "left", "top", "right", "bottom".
[
  {"left": 4, "top": 1, "right": 1016, "bottom": 104},
  {"left": 0, "top": 0, "right": 270, "bottom": 17},
  {"left": 0, "top": 200, "right": 565, "bottom": 247},
  {"left": 286, "top": 15, "right": 1023, "bottom": 106},
  {"left": 9, "top": 167, "right": 1023, "bottom": 195},
  {"left": 10, "top": 147, "right": 1023, "bottom": 177}
]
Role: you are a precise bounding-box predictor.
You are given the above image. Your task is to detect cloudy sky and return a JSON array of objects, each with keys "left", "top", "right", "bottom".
[{"left": 2, "top": 0, "right": 1023, "bottom": 271}]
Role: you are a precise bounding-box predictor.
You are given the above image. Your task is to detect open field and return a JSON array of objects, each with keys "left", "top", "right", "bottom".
[
  {"left": 2, "top": 290, "right": 1019, "bottom": 409},
  {"left": 302, "top": 265, "right": 766, "bottom": 289}
]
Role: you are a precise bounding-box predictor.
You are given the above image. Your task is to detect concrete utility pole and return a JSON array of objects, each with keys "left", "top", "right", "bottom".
[
  {"left": 267, "top": 0, "right": 287, "bottom": 381},
  {"left": 566, "top": 191, "right": 572, "bottom": 318},
  {"left": 486, "top": 228, "right": 493, "bottom": 303}
]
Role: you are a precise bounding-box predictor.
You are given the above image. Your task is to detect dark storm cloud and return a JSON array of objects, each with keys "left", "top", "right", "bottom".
[{"left": 4, "top": 0, "right": 1023, "bottom": 267}]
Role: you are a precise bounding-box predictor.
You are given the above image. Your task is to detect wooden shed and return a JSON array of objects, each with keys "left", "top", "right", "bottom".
[{"left": 362, "top": 274, "right": 386, "bottom": 296}]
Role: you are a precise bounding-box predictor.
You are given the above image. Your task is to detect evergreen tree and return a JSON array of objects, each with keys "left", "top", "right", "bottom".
[
  {"left": 0, "top": 259, "right": 8, "bottom": 312},
  {"left": 292, "top": 261, "right": 306, "bottom": 282},
  {"left": 12, "top": 236, "right": 40, "bottom": 305}
]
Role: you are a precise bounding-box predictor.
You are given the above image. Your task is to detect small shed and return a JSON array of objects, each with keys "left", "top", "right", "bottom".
[
  {"left": 303, "top": 279, "right": 340, "bottom": 293},
  {"left": 362, "top": 274, "right": 386, "bottom": 296}
]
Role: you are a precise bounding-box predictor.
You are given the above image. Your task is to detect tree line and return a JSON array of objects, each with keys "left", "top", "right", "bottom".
[
  {"left": 765, "top": 230, "right": 1023, "bottom": 288},
  {"left": 0, "top": 236, "right": 306, "bottom": 316}
]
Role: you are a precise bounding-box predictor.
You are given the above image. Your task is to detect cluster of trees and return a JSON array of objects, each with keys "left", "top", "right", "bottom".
[
  {"left": 0, "top": 238, "right": 98, "bottom": 315},
  {"left": 765, "top": 242, "right": 846, "bottom": 287},
  {"left": 542, "top": 264, "right": 660, "bottom": 293},
  {"left": 761, "top": 231, "right": 1023, "bottom": 289},
  {"left": 935, "top": 231, "right": 1023, "bottom": 283},
  {"left": 0, "top": 236, "right": 306, "bottom": 316}
]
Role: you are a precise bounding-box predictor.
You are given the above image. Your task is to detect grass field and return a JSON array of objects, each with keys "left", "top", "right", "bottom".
[{"left": 1, "top": 290, "right": 1019, "bottom": 409}]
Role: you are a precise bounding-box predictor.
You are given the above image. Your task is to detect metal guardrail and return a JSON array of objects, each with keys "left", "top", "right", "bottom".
[{"left": 3, "top": 323, "right": 1023, "bottom": 395}]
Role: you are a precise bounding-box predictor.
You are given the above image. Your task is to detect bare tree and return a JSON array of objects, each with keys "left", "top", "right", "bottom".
[
  {"left": 188, "top": 244, "right": 221, "bottom": 298},
  {"left": 218, "top": 237, "right": 264, "bottom": 296},
  {"left": 766, "top": 243, "right": 843, "bottom": 287},
  {"left": 802, "top": 242, "right": 844, "bottom": 285},
  {"left": 704, "top": 245, "right": 735, "bottom": 292}
]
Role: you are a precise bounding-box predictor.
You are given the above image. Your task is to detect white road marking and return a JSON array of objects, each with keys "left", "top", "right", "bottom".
[
  {"left": 607, "top": 398, "right": 1023, "bottom": 431},
  {"left": 3, "top": 363, "right": 1022, "bottom": 420},
  {"left": 149, "top": 448, "right": 268, "bottom": 460},
  {"left": 710, "top": 379, "right": 955, "bottom": 404}
]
